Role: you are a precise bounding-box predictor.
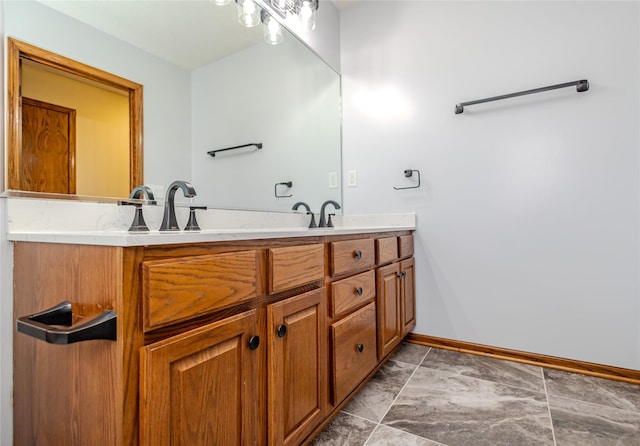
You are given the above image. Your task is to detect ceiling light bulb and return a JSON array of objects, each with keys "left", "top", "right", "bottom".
[
  {"left": 263, "top": 15, "right": 283, "bottom": 45},
  {"left": 237, "top": 0, "right": 260, "bottom": 27},
  {"left": 298, "top": 0, "right": 316, "bottom": 31}
]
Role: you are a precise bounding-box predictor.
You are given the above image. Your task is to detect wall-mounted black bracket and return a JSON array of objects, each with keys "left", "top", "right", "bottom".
[
  {"left": 394, "top": 169, "right": 421, "bottom": 190},
  {"left": 275, "top": 181, "right": 293, "bottom": 198},
  {"left": 455, "top": 79, "right": 589, "bottom": 114},
  {"left": 207, "top": 143, "right": 263, "bottom": 157}
]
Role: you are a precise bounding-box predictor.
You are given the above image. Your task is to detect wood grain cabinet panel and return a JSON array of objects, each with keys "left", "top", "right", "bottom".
[
  {"left": 399, "top": 234, "right": 414, "bottom": 259},
  {"left": 267, "top": 288, "right": 327, "bottom": 446},
  {"left": 330, "top": 270, "right": 376, "bottom": 318},
  {"left": 400, "top": 258, "right": 416, "bottom": 337},
  {"left": 142, "top": 250, "right": 260, "bottom": 331},
  {"left": 331, "top": 302, "right": 377, "bottom": 405},
  {"left": 268, "top": 244, "right": 325, "bottom": 294},
  {"left": 376, "top": 262, "right": 401, "bottom": 360},
  {"left": 140, "top": 310, "right": 261, "bottom": 446},
  {"left": 330, "top": 238, "right": 375, "bottom": 277},
  {"left": 376, "top": 236, "right": 399, "bottom": 265}
]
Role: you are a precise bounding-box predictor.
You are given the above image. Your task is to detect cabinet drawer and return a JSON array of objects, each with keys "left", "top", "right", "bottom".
[
  {"left": 331, "top": 302, "right": 377, "bottom": 405},
  {"left": 376, "top": 237, "right": 399, "bottom": 265},
  {"left": 142, "top": 250, "right": 260, "bottom": 331},
  {"left": 330, "top": 270, "right": 375, "bottom": 318},
  {"left": 268, "top": 243, "right": 325, "bottom": 294},
  {"left": 399, "top": 234, "right": 414, "bottom": 258},
  {"left": 330, "top": 239, "right": 375, "bottom": 276}
]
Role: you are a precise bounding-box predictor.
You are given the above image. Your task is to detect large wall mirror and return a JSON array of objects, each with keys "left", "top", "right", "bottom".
[{"left": 4, "top": 0, "right": 342, "bottom": 213}]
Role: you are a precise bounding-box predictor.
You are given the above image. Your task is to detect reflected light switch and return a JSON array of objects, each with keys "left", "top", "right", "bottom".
[
  {"left": 347, "top": 170, "right": 358, "bottom": 187},
  {"left": 329, "top": 172, "right": 338, "bottom": 188}
]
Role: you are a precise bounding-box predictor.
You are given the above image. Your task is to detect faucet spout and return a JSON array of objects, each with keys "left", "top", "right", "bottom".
[
  {"left": 160, "top": 180, "right": 197, "bottom": 231},
  {"left": 318, "top": 200, "right": 341, "bottom": 228},
  {"left": 292, "top": 202, "right": 318, "bottom": 228},
  {"left": 129, "top": 185, "right": 156, "bottom": 205}
]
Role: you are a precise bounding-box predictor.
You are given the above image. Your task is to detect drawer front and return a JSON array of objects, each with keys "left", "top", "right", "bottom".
[
  {"left": 330, "top": 270, "right": 376, "bottom": 318},
  {"left": 399, "top": 234, "right": 414, "bottom": 258},
  {"left": 376, "top": 237, "right": 399, "bottom": 265},
  {"left": 268, "top": 243, "right": 325, "bottom": 294},
  {"left": 331, "top": 302, "right": 377, "bottom": 405},
  {"left": 142, "top": 250, "right": 260, "bottom": 331},
  {"left": 330, "top": 239, "right": 375, "bottom": 276}
]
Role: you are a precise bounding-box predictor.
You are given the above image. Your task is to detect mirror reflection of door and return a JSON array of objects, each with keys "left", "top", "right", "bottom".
[
  {"left": 21, "top": 60, "right": 130, "bottom": 197},
  {"left": 21, "top": 97, "right": 77, "bottom": 194}
]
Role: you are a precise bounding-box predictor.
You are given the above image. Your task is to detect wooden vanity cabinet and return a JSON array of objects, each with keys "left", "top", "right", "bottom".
[
  {"left": 13, "top": 231, "right": 415, "bottom": 446},
  {"left": 376, "top": 235, "right": 416, "bottom": 360}
]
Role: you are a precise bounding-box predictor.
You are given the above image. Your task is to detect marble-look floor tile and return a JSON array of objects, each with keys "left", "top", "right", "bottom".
[
  {"left": 309, "top": 411, "right": 376, "bottom": 446},
  {"left": 365, "top": 425, "right": 443, "bottom": 446},
  {"left": 343, "top": 360, "right": 417, "bottom": 423},
  {"left": 544, "top": 369, "right": 640, "bottom": 412},
  {"left": 421, "top": 348, "right": 545, "bottom": 393},
  {"left": 382, "top": 366, "right": 554, "bottom": 446},
  {"left": 549, "top": 394, "right": 640, "bottom": 446},
  {"left": 391, "top": 342, "right": 431, "bottom": 366}
]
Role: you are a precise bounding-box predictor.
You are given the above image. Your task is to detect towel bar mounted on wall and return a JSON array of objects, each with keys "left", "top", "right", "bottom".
[
  {"left": 394, "top": 169, "right": 421, "bottom": 190},
  {"left": 207, "top": 142, "right": 263, "bottom": 157},
  {"left": 454, "top": 79, "right": 589, "bottom": 114}
]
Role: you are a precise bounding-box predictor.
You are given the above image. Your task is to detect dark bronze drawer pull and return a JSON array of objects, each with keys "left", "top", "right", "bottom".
[
  {"left": 248, "top": 335, "right": 261, "bottom": 350},
  {"left": 354, "top": 250, "right": 362, "bottom": 260},
  {"left": 276, "top": 324, "right": 287, "bottom": 338},
  {"left": 355, "top": 287, "right": 363, "bottom": 296},
  {"left": 16, "top": 301, "right": 117, "bottom": 344},
  {"left": 356, "top": 344, "right": 364, "bottom": 353}
]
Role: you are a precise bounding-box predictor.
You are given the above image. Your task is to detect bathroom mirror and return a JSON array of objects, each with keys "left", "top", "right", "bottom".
[{"left": 3, "top": 0, "right": 342, "bottom": 213}]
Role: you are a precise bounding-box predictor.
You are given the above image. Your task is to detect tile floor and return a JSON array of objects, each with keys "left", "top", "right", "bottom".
[{"left": 311, "top": 343, "right": 640, "bottom": 446}]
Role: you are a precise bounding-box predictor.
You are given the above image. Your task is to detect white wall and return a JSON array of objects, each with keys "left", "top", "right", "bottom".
[{"left": 341, "top": 1, "right": 640, "bottom": 370}]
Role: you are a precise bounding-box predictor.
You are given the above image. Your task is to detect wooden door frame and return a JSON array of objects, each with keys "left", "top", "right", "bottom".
[
  {"left": 21, "top": 97, "right": 77, "bottom": 194},
  {"left": 7, "top": 37, "right": 143, "bottom": 193}
]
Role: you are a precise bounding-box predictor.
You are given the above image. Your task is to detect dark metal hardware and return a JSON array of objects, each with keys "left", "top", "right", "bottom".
[
  {"left": 276, "top": 324, "right": 287, "bottom": 338},
  {"left": 248, "top": 335, "right": 260, "bottom": 350},
  {"left": 207, "top": 142, "right": 263, "bottom": 157},
  {"left": 354, "top": 250, "right": 362, "bottom": 260},
  {"left": 398, "top": 272, "right": 407, "bottom": 279},
  {"left": 455, "top": 79, "right": 589, "bottom": 114},
  {"left": 17, "top": 301, "right": 117, "bottom": 344},
  {"left": 185, "top": 206, "right": 207, "bottom": 231},
  {"left": 292, "top": 202, "right": 317, "bottom": 228},
  {"left": 129, "top": 185, "right": 157, "bottom": 205},
  {"left": 318, "top": 200, "right": 341, "bottom": 228},
  {"left": 355, "top": 287, "right": 363, "bottom": 296},
  {"left": 327, "top": 213, "right": 335, "bottom": 228},
  {"left": 118, "top": 200, "right": 149, "bottom": 232},
  {"left": 394, "top": 169, "right": 421, "bottom": 190},
  {"left": 160, "top": 180, "right": 197, "bottom": 231},
  {"left": 356, "top": 344, "right": 364, "bottom": 353},
  {"left": 275, "top": 181, "right": 293, "bottom": 198}
]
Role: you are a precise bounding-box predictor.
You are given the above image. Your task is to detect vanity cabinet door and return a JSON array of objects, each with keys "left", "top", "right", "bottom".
[
  {"left": 267, "top": 288, "right": 327, "bottom": 446},
  {"left": 400, "top": 257, "right": 416, "bottom": 337},
  {"left": 140, "top": 310, "right": 262, "bottom": 446},
  {"left": 376, "top": 262, "right": 401, "bottom": 360}
]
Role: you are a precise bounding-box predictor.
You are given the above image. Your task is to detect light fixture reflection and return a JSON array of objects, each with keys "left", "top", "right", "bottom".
[
  {"left": 261, "top": 11, "right": 284, "bottom": 45},
  {"left": 210, "top": 0, "right": 231, "bottom": 5},
  {"left": 237, "top": 0, "right": 261, "bottom": 27},
  {"left": 297, "top": 0, "right": 317, "bottom": 31}
]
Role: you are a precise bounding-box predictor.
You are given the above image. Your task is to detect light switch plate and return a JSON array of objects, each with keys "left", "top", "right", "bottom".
[
  {"left": 347, "top": 170, "right": 358, "bottom": 187},
  {"left": 328, "top": 172, "right": 338, "bottom": 188}
]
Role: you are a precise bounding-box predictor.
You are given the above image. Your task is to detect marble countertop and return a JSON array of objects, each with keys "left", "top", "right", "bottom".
[{"left": 4, "top": 196, "right": 416, "bottom": 247}]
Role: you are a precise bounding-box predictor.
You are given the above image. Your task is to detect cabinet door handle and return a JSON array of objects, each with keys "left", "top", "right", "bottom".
[
  {"left": 16, "top": 301, "right": 117, "bottom": 344},
  {"left": 276, "top": 324, "right": 287, "bottom": 338},
  {"left": 248, "top": 335, "right": 260, "bottom": 351},
  {"left": 356, "top": 344, "right": 364, "bottom": 353},
  {"left": 355, "top": 287, "right": 363, "bottom": 296},
  {"left": 354, "top": 250, "right": 362, "bottom": 260},
  {"left": 398, "top": 272, "right": 406, "bottom": 279}
]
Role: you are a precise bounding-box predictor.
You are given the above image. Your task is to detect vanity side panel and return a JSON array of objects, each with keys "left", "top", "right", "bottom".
[{"left": 13, "top": 242, "right": 124, "bottom": 446}]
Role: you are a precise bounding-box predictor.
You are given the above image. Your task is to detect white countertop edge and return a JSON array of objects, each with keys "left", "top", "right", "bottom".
[{"left": 7, "top": 225, "right": 416, "bottom": 247}]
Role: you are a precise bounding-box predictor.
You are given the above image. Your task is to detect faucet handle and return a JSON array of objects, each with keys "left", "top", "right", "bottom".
[
  {"left": 307, "top": 212, "right": 318, "bottom": 229},
  {"left": 327, "top": 213, "right": 335, "bottom": 228},
  {"left": 118, "top": 200, "right": 149, "bottom": 232},
  {"left": 185, "top": 206, "right": 207, "bottom": 231}
]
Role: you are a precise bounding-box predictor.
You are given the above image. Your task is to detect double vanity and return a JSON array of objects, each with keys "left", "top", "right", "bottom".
[{"left": 8, "top": 197, "right": 416, "bottom": 445}]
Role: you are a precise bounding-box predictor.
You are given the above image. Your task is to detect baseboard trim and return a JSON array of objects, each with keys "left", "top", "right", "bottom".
[{"left": 406, "top": 333, "right": 640, "bottom": 385}]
